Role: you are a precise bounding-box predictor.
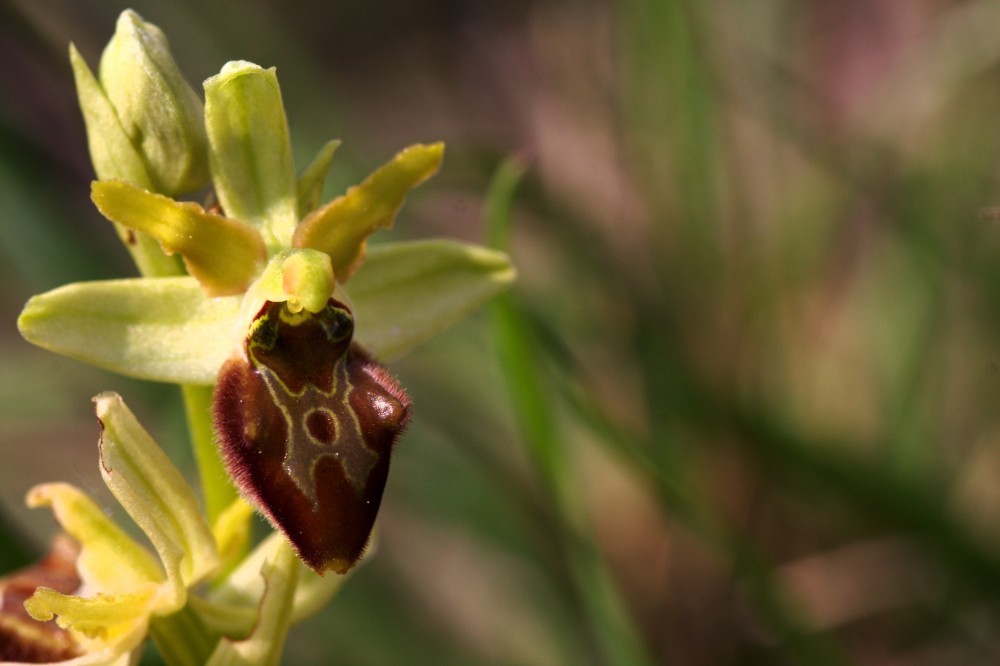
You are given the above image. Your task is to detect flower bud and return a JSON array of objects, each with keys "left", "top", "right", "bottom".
[{"left": 85, "top": 10, "right": 209, "bottom": 195}]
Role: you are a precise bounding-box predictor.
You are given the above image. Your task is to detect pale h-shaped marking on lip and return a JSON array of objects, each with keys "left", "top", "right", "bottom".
[{"left": 253, "top": 355, "right": 376, "bottom": 508}]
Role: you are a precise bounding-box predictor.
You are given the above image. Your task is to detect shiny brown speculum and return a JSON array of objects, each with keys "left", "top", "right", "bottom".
[{"left": 213, "top": 299, "right": 410, "bottom": 574}]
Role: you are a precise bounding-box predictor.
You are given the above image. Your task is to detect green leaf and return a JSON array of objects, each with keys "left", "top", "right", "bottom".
[
  {"left": 205, "top": 61, "right": 298, "bottom": 252},
  {"left": 296, "top": 140, "right": 340, "bottom": 217},
  {"left": 293, "top": 143, "right": 444, "bottom": 279},
  {"left": 98, "top": 10, "right": 209, "bottom": 195},
  {"left": 18, "top": 277, "right": 240, "bottom": 384},
  {"left": 92, "top": 180, "right": 267, "bottom": 296},
  {"left": 95, "top": 392, "right": 219, "bottom": 604},
  {"left": 347, "top": 239, "right": 516, "bottom": 360}
]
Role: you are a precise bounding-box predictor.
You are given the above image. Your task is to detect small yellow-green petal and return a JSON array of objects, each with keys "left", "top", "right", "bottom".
[
  {"left": 348, "top": 239, "right": 516, "bottom": 360},
  {"left": 205, "top": 61, "right": 298, "bottom": 252},
  {"left": 293, "top": 143, "right": 444, "bottom": 279},
  {"left": 91, "top": 180, "right": 266, "bottom": 296},
  {"left": 95, "top": 392, "right": 219, "bottom": 606},
  {"left": 296, "top": 140, "right": 341, "bottom": 217},
  {"left": 98, "top": 10, "right": 209, "bottom": 195},
  {"left": 206, "top": 540, "right": 299, "bottom": 666},
  {"left": 17, "top": 277, "right": 240, "bottom": 384},
  {"left": 26, "top": 483, "right": 163, "bottom": 592}
]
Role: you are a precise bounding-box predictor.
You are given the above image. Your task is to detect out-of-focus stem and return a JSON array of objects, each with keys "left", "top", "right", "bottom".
[{"left": 182, "top": 383, "right": 235, "bottom": 525}]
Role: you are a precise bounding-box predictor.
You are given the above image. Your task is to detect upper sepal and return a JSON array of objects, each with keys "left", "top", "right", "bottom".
[{"left": 205, "top": 61, "right": 298, "bottom": 252}]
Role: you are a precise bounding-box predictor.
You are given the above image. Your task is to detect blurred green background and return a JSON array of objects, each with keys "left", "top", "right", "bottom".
[{"left": 4, "top": 0, "right": 1000, "bottom": 664}]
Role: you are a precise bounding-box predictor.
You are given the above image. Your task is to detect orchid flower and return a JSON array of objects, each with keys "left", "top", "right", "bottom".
[
  {"left": 18, "top": 12, "right": 513, "bottom": 569},
  {"left": 7, "top": 9, "right": 514, "bottom": 664}
]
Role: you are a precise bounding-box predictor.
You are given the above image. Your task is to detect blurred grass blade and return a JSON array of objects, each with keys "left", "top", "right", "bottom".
[{"left": 485, "top": 156, "right": 653, "bottom": 666}]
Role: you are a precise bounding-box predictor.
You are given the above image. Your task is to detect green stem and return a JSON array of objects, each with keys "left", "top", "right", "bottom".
[
  {"left": 149, "top": 605, "right": 219, "bottom": 666},
  {"left": 182, "top": 384, "right": 236, "bottom": 525}
]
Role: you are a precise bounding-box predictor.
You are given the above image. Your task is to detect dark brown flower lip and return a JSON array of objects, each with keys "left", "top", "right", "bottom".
[{"left": 214, "top": 300, "right": 411, "bottom": 574}]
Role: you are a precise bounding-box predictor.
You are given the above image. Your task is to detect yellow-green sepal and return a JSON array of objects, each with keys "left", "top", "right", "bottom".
[
  {"left": 205, "top": 61, "right": 298, "bottom": 252},
  {"left": 348, "top": 239, "right": 516, "bottom": 360},
  {"left": 25, "top": 483, "right": 164, "bottom": 594},
  {"left": 69, "top": 43, "right": 152, "bottom": 191},
  {"left": 22, "top": 483, "right": 162, "bottom": 656},
  {"left": 293, "top": 143, "right": 444, "bottom": 279},
  {"left": 95, "top": 391, "right": 219, "bottom": 607},
  {"left": 92, "top": 180, "right": 267, "bottom": 296},
  {"left": 17, "top": 277, "right": 240, "bottom": 384}
]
